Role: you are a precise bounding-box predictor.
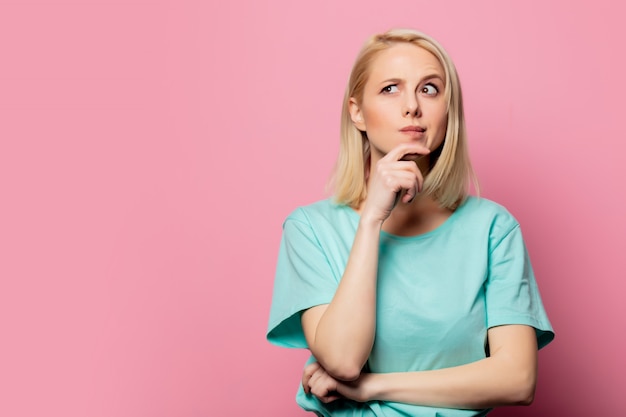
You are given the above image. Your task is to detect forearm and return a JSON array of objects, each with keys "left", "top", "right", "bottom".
[
  {"left": 306, "top": 217, "right": 382, "bottom": 380},
  {"left": 351, "top": 326, "right": 538, "bottom": 408},
  {"left": 368, "top": 357, "right": 534, "bottom": 408}
]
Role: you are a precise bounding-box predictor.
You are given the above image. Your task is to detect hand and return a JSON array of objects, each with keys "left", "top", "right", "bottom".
[
  {"left": 302, "top": 361, "right": 342, "bottom": 403},
  {"left": 361, "top": 143, "right": 430, "bottom": 223},
  {"left": 303, "top": 362, "right": 374, "bottom": 404}
]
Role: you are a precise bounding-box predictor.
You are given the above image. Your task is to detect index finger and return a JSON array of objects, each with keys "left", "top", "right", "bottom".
[{"left": 385, "top": 143, "right": 431, "bottom": 162}]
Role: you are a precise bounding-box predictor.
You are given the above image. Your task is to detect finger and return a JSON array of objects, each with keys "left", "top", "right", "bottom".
[
  {"left": 375, "top": 160, "right": 423, "bottom": 184},
  {"left": 382, "top": 171, "right": 420, "bottom": 194},
  {"left": 310, "top": 381, "right": 330, "bottom": 400},
  {"left": 391, "top": 172, "right": 420, "bottom": 203},
  {"left": 393, "top": 161, "right": 425, "bottom": 190},
  {"left": 403, "top": 186, "right": 417, "bottom": 203},
  {"left": 307, "top": 369, "right": 324, "bottom": 391},
  {"left": 320, "top": 394, "right": 341, "bottom": 403},
  {"left": 384, "top": 160, "right": 424, "bottom": 173},
  {"left": 399, "top": 153, "right": 430, "bottom": 163},
  {"left": 309, "top": 370, "right": 339, "bottom": 401},
  {"left": 302, "top": 362, "right": 321, "bottom": 394},
  {"left": 307, "top": 371, "right": 319, "bottom": 388},
  {"left": 311, "top": 386, "right": 340, "bottom": 403},
  {"left": 392, "top": 162, "right": 424, "bottom": 195},
  {"left": 303, "top": 377, "right": 310, "bottom": 394},
  {"left": 384, "top": 143, "right": 431, "bottom": 162}
]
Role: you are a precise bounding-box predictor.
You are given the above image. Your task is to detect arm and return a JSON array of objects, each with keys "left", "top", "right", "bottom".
[
  {"left": 301, "top": 217, "right": 381, "bottom": 381},
  {"left": 305, "top": 325, "right": 538, "bottom": 408},
  {"left": 301, "top": 143, "right": 429, "bottom": 381}
]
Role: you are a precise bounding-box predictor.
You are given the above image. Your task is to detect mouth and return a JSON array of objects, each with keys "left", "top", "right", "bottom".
[
  {"left": 400, "top": 125, "right": 426, "bottom": 133},
  {"left": 400, "top": 126, "right": 426, "bottom": 140}
]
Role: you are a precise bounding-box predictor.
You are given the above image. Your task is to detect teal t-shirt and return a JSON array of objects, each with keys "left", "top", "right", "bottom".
[{"left": 267, "top": 197, "right": 554, "bottom": 416}]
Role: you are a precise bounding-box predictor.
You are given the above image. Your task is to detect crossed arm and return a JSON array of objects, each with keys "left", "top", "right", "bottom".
[
  {"left": 301, "top": 237, "right": 539, "bottom": 409},
  {"left": 301, "top": 323, "right": 538, "bottom": 408}
]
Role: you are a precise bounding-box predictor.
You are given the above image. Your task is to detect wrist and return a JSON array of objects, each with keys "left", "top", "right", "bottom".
[
  {"left": 360, "top": 373, "right": 383, "bottom": 402},
  {"left": 358, "top": 215, "right": 384, "bottom": 231}
]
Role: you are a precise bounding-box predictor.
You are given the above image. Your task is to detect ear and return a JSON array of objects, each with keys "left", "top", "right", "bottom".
[{"left": 348, "top": 97, "right": 366, "bottom": 132}]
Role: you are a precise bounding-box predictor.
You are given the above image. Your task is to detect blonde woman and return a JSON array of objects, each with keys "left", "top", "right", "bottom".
[{"left": 267, "top": 29, "right": 554, "bottom": 416}]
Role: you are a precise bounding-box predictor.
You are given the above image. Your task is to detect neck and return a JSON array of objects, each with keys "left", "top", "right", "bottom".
[{"left": 383, "top": 194, "right": 450, "bottom": 236}]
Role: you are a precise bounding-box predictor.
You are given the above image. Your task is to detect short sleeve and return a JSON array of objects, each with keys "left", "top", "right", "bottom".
[
  {"left": 485, "top": 223, "right": 555, "bottom": 349},
  {"left": 266, "top": 209, "right": 339, "bottom": 349}
]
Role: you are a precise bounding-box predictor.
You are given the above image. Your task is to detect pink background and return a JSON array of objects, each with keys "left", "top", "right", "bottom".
[{"left": 1, "top": 0, "right": 624, "bottom": 416}]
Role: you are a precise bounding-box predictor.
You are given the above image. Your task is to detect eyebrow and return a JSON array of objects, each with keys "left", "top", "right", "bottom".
[{"left": 377, "top": 74, "right": 445, "bottom": 86}]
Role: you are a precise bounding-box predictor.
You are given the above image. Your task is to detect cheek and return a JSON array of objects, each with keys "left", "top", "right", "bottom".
[
  {"left": 362, "top": 103, "right": 389, "bottom": 132},
  {"left": 438, "top": 116, "right": 448, "bottom": 141},
  {"left": 439, "top": 113, "right": 448, "bottom": 131},
  {"left": 431, "top": 107, "right": 448, "bottom": 147},
  {"left": 432, "top": 103, "right": 448, "bottom": 130},
  {"left": 361, "top": 112, "right": 376, "bottom": 133}
]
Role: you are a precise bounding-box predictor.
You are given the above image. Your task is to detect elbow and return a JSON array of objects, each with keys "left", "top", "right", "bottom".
[
  {"left": 519, "top": 394, "right": 535, "bottom": 407},
  {"left": 322, "top": 361, "right": 362, "bottom": 381},
  {"left": 517, "top": 381, "right": 536, "bottom": 406},
  {"left": 514, "top": 390, "right": 535, "bottom": 406},
  {"left": 309, "top": 345, "right": 365, "bottom": 381},
  {"left": 312, "top": 351, "right": 362, "bottom": 381},
  {"left": 511, "top": 386, "right": 535, "bottom": 406},
  {"left": 508, "top": 371, "right": 536, "bottom": 406}
]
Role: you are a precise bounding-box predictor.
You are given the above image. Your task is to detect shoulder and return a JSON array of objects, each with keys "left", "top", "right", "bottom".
[
  {"left": 281, "top": 198, "right": 358, "bottom": 250},
  {"left": 284, "top": 198, "right": 354, "bottom": 228},
  {"left": 457, "top": 196, "right": 521, "bottom": 241},
  {"left": 459, "top": 195, "right": 512, "bottom": 216},
  {"left": 460, "top": 196, "right": 518, "bottom": 223}
]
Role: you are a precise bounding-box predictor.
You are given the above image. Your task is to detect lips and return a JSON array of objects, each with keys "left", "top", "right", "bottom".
[{"left": 400, "top": 126, "right": 426, "bottom": 132}]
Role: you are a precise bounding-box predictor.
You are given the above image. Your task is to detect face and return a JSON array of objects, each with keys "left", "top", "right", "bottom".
[{"left": 349, "top": 43, "right": 448, "bottom": 163}]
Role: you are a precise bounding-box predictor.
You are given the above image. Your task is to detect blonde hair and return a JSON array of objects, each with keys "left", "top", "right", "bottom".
[{"left": 330, "top": 28, "right": 478, "bottom": 210}]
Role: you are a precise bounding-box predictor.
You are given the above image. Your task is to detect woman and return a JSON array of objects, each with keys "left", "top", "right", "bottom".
[{"left": 267, "top": 28, "right": 554, "bottom": 416}]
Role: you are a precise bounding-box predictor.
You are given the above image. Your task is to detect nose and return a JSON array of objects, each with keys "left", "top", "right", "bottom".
[{"left": 403, "top": 93, "right": 420, "bottom": 117}]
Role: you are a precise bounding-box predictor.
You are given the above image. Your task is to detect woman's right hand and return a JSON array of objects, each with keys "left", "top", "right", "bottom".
[{"left": 360, "top": 143, "right": 430, "bottom": 224}]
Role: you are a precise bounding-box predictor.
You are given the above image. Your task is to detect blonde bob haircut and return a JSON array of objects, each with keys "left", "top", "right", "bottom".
[{"left": 330, "top": 28, "right": 478, "bottom": 210}]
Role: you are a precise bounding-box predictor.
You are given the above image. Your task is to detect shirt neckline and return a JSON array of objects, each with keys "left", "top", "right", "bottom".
[{"left": 337, "top": 196, "right": 474, "bottom": 241}]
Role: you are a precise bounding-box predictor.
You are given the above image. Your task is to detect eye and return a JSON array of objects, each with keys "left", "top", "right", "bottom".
[
  {"left": 421, "top": 83, "right": 439, "bottom": 96},
  {"left": 381, "top": 84, "right": 399, "bottom": 94}
]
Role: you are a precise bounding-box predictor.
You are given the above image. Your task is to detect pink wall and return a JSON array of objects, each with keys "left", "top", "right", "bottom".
[{"left": 1, "top": 0, "right": 624, "bottom": 416}]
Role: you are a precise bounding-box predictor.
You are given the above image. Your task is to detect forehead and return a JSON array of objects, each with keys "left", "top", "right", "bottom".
[{"left": 367, "top": 43, "right": 444, "bottom": 82}]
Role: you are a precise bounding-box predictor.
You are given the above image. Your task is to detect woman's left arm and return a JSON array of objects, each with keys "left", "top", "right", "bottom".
[{"left": 304, "top": 325, "right": 538, "bottom": 409}]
